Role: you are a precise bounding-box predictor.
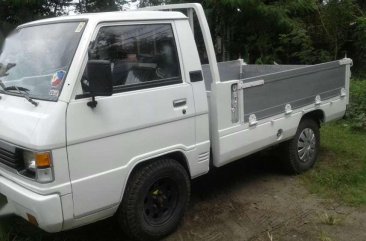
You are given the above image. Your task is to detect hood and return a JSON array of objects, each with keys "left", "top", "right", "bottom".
[{"left": 0, "top": 93, "right": 67, "bottom": 150}]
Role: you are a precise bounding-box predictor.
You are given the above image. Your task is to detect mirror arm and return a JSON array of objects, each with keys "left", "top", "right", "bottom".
[{"left": 87, "top": 96, "right": 98, "bottom": 108}]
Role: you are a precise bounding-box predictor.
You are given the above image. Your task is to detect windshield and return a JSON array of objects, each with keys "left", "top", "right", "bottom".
[{"left": 0, "top": 21, "right": 85, "bottom": 101}]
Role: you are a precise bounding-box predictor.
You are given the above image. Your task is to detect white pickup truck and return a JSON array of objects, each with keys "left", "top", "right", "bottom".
[{"left": 0, "top": 3, "right": 352, "bottom": 241}]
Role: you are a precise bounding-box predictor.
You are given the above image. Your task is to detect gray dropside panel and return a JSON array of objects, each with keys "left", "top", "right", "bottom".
[
  {"left": 202, "top": 60, "right": 242, "bottom": 90},
  {"left": 241, "top": 64, "right": 310, "bottom": 79},
  {"left": 242, "top": 61, "right": 346, "bottom": 122},
  {"left": 202, "top": 61, "right": 310, "bottom": 91}
]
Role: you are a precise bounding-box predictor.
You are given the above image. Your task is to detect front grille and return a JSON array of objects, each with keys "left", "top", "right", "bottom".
[{"left": 0, "top": 141, "right": 23, "bottom": 171}]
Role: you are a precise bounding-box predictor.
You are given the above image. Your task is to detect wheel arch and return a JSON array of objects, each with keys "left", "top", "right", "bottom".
[
  {"left": 301, "top": 109, "right": 325, "bottom": 127},
  {"left": 131, "top": 151, "right": 191, "bottom": 177},
  {"left": 119, "top": 150, "right": 191, "bottom": 203}
]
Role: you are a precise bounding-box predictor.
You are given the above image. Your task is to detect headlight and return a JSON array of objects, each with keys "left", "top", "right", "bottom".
[
  {"left": 23, "top": 151, "right": 36, "bottom": 173},
  {"left": 22, "top": 150, "right": 54, "bottom": 183}
]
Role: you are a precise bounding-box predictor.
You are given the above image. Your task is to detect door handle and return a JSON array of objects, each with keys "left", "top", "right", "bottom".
[{"left": 173, "top": 99, "right": 187, "bottom": 108}]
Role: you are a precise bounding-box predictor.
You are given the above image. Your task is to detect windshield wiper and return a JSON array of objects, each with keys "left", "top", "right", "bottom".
[
  {"left": 0, "top": 65, "right": 38, "bottom": 107},
  {"left": 5, "top": 86, "right": 30, "bottom": 92},
  {"left": 4, "top": 85, "right": 38, "bottom": 107}
]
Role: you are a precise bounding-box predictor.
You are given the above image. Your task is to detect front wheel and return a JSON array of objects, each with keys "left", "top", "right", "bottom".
[
  {"left": 281, "top": 118, "right": 320, "bottom": 174},
  {"left": 119, "top": 159, "right": 190, "bottom": 241}
]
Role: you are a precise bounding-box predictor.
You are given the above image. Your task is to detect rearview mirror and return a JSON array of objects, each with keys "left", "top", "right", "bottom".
[{"left": 86, "top": 60, "right": 113, "bottom": 108}]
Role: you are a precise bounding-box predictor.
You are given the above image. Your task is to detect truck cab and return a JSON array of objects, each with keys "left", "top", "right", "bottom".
[{"left": 0, "top": 9, "right": 209, "bottom": 235}]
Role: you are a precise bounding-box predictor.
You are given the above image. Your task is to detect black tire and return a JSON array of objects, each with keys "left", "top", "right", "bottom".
[
  {"left": 119, "top": 159, "right": 190, "bottom": 241},
  {"left": 281, "top": 118, "right": 320, "bottom": 174}
]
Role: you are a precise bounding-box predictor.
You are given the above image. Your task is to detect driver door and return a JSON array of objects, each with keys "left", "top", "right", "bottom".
[{"left": 66, "top": 22, "right": 196, "bottom": 217}]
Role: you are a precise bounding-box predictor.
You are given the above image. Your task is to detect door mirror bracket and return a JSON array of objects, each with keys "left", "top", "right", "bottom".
[{"left": 87, "top": 96, "right": 98, "bottom": 108}]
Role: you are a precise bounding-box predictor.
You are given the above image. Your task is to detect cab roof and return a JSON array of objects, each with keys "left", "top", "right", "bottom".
[{"left": 20, "top": 10, "right": 187, "bottom": 28}]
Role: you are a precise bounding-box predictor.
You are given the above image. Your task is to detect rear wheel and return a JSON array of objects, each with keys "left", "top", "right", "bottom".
[
  {"left": 119, "top": 159, "right": 190, "bottom": 241},
  {"left": 281, "top": 118, "right": 320, "bottom": 174}
]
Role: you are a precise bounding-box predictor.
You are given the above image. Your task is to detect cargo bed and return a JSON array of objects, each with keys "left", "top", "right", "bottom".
[
  {"left": 206, "top": 59, "right": 351, "bottom": 167},
  {"left": 202, "top": 59, "right": 349, "bottom": 122}
]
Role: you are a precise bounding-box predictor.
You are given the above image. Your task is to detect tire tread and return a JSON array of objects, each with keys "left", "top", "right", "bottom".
[
  {"left": 281, "top": 118, "right": 320, "bottom": 174},
  {"left": 119, "top": 159, "right": 190, "bottom": 241}
]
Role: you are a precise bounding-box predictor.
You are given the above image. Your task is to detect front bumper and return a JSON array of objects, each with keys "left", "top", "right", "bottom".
[{"left": 0, "top": 176, "right": 63, "bottom": 232}]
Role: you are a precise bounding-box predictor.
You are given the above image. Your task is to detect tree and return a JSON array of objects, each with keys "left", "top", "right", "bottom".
[
  {"left": 0, "top": 0, "right": 54, "bottom": 46},
  {"left": 351, "top": 17, "right": 366, "bottom": 76},
  {"left": 76, "top": 0, "right": 128, "bottom": 13},
  {"left": 1, "top": 0, "right": 365, "bottom": 75},
  {"left": 316, "top": 0, "right": 361, "bottom": 59},
  {"left": 139, "top": 0, "right": 170, "bottom": 7}
]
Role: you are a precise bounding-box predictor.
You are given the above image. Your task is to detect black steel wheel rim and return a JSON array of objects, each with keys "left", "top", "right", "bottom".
[{"left": 143, "top": 177, "right": 179, "bottom": 226}]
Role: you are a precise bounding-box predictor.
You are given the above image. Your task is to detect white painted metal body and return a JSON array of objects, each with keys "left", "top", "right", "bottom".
[{"left": 0, "top": 4, "right": 351, "bottom": 232}]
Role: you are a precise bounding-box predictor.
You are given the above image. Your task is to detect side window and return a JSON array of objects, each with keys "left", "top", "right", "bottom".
[{"left": 82, "top": 24, "right": 182, "bottom": 94}]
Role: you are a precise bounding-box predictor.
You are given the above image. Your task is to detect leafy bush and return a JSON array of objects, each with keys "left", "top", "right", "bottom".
[
  {"left": 347, "top": 79, "right": 366, "bottom": 131},
  {"left": 351, "top": 17, "right": 366, "bottom": 78}
]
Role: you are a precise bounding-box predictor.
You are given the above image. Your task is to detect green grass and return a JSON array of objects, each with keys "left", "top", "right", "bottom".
[
  {"left": 303, "top": 120, "right": 366, "bottom": 205},
  {"left": 303, "top": 79, "right": 366, "bottom": 205}
]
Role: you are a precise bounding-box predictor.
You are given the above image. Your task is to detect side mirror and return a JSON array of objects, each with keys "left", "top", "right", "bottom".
[{"left": 86, "top": 60, "right": 113, "bottom": 108}]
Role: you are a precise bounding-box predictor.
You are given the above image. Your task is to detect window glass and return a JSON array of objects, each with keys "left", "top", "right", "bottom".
[
  {"left": 0, "top": 22, "right": 85, "bottom": 101},
  {"left": 83, "top": 24, "right": 181, "bottom": 93}
]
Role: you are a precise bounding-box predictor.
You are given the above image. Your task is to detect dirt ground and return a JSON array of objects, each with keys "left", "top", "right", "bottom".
[
  {"left": 164, "top": 153, "right": 366, "bottom": 241},
  {"left": 5, "top": 152, "right": 366, "bottom": 241}
]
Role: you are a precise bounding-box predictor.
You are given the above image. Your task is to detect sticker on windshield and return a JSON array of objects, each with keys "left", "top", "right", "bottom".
[
  {"left": 75, "top": 22, "right": 85, "bottom": 33},
  {"left": 51, "top": 70, "right": 66, "bottom": 88},
  {"left": 49, "top": 89, "right": 59, "bottom": 97}
]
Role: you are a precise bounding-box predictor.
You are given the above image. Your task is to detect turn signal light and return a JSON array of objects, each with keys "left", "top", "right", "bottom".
[
  {"left": 35, "top": 152, "right": 52, "bottom": 168},
  {"left": 27, "top": 213, "right": 39, "bottom": 226}
]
